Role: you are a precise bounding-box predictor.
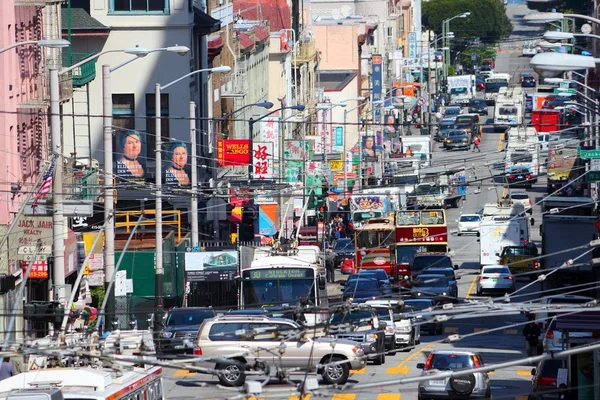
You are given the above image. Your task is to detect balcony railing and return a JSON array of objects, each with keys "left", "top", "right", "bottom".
[
  {"left": 15, "top": 0, "right": 59, "bottom": 5},
  {"left": 293, "top": 40, "right": 316, "bottom": 65},
  {"left": 63, "top": 52, "right": 96, "bottom": 87}
]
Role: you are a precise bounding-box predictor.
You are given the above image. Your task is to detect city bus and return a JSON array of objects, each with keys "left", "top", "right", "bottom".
[
  {"left": 0, "top": 366, "right": 163, "bottom": 400},
  {"left": 354, "top": 218, "right": 397, "bottom": 279},
  {"left": 239, "top": 246, "right": 328, "bottom": 325},
  {"left": 394, "top": 210, "right": 449, "bottom": 282}
]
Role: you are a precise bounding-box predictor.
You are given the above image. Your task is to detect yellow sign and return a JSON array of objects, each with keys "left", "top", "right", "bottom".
[
  {"left": 83, "top": 265, "right": 90, "bottom": 275},
  {"left": 328, "top": 160, "right": 343, "bottom": 171},
  {"left": 413, "top": 227, "right": 430, "bottom": 238}
]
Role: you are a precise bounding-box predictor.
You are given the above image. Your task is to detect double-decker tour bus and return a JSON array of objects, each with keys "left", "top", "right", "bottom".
[
  {"left": 239, "top": 245, "right": 328, "bottom": 325},
  {"left": 394, "top": 210, "right": 449, "bottom": 283},
  {"left": 354, "top": 218, "right": 398, "bottom": 279}
]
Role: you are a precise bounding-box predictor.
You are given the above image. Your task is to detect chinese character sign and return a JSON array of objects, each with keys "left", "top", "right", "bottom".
[
  {"left": 217, "top": 139, "right": 251, "bottom": 166},
  {"left": 22, "top": 261, "right": 49, "bottom": 279},
  {"left": 372, "top": 54, "right": 383, "bottom": 123},
  {"left": 260, "top": 117, "right": 280, "bottom": 163},
  {"left": 305, "top": 135, "right": 323, "bottom": 154},
  {"left": 283, "top": 140, "right": 312, "bottom": 160},
  {"left": 252, "top": 142, "right": 274, "bottom": 179},
  {"left": 334, "top": 126, "right": 344, "bottom": 152},
  {"left": 315, "top": 105, "right": 332, "bottom": 154}
]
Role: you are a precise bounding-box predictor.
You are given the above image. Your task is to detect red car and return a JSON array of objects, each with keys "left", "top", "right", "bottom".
[{"left": 339, "top": 258, "right": 356, "bottom": 274}]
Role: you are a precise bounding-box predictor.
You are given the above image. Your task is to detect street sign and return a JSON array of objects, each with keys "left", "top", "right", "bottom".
[
  {"left": 417, "top": 97, "right": 427, "bottom": 106},
  {"left": 21, "top": 255, "right": 47, "bottom": 262},
  {"left": 586, "top": 170, "right": 600, "bottom": 182},
  {"left": 553, "top": 88, "right": 576, "bottom": 95},
  {"left": 18, "top": 245, "right": 52, "bottom": 255},
  {"left": 402, "top": 58, "right": 419, "bottom": 67},
  {"left": 579, "top": 149, "right": 600, "bottom": 159},
  {"left": 408, "top": 32, "right": 416, "bottom": 58}
]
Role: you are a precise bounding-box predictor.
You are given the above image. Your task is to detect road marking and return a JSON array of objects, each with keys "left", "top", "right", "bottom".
[
  {"left": 387, "top": 343, "right": 434, "bottom": 374},
  {"left": 376, "top": 394, "right": 401, "bottom": 400},
  {"left": 497, "top": 131, "right": 504, "bottom": 151},
  {"left": 517, "top": 370, "right": 532, "bottom": 376},
  {"left": 465, "top": 274, "right": 478, "bottom": 298},
  {"left": 350, "top": 367, "right": 367, "bottom": 374},
  {"left": 289, "top": 395, "right": 311, "bottom": 400},
  {"left": 504, "top": 329, "right": 518, "bottom": 335},
  {"left": 444, "top": 326, "right": 458, "bottom": 334},
  {"left": 332, "top": 394, "right": 356, "bottom": 400},
  {"left": 173, "top": 369, "right": 196, "bottom": 377}
]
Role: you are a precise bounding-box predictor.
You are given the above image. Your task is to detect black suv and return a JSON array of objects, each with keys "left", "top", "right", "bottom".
[
  {"left": 329, "top": 305, "right": 387, "bottom": 365},
  {"left": 468, "top": 98, "right": 488, "bottom": 115},
  {"left": 521, "top": 73, "right": 536, "bottom": 88},
  {"left": 159, "top": 307, "right": 216, "bottom": 354}
]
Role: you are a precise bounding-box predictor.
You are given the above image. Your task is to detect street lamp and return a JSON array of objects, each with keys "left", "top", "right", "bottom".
[
  {"left": 523, "top": 12, "right": 600, "bottom": 25},
  {"left": 0, "top": 38, "right": 70, "bottom": 54},
  {"left": 443, "top": 12, "right": 470, "bottom": 78},
  {"left": 543, "top": 31, "right": 600, "bottom": 42},
  {"left": 154, "top": 65, "right": 231, "bottom": 330},
  {"left": 529, "top": 52, "right": 597, "bottom": 78},
  {"left": 248, "top": 104, "right": 306, "bottom": 180}
]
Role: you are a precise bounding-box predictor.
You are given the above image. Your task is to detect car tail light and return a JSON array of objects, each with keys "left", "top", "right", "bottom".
[
  {"left": 479, "top": 276, "right": 488, "bottom": 280},
  {"left": 528, "top": 198, "right": 532, "bottom": 205},
  {"left": 593, "top": 331, "right": 600, "bottom": 338},
  {"left": 472, "top": 355, "right": 481, "bottom": 368},
  {"left": 509, "top": 175, "right": 515, "bottom": 179},
  {"left": 526, "top": 174, "right": 531, "bottom": 180},
  {"left": 534, "top": 261, "right": 540, "bottom": 269},
  {"left": 424, "top": 354, "right": 433, "bottom": 370},
  {"left": 546, "top": 330, "right": 554, "bottom": 340},
  {"left": 505, "top": 276, "right": 513, "bottom": 280},
  {"left": 194, "top": 346, "right": 203, "bottom": 356},
  {"left": 536, "top": 376, "right": 557, "bottom": 386}
]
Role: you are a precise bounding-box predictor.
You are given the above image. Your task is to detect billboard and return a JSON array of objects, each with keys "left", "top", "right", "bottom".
[
  {"left": 184, "top": 250, "right": 238, "bottom": 282},
  {"left": 115, "top": 130, "right": 146, "bottom": 182},
  {"left": 8, "top": 216, "right": 53, "bottom": 275},
  {"left": 258, "top": 203, "right": 279, "bottom": 236},
  {"left": 252, "top": 142, "right": 274, "bottom": 179},
  {"left": 362, "top": 135, "right": 383, "bottom": 161},
  {"left": 164, "top": 141, "right": 191, "bottom": 187},
  {"left": 260, "top": 117, "right": 280, "bottom": 164},
  {"left": 22, "top": 261, "right": 48, "bottom": 279},
  {"left": 217, "top": 139, "right": 251, "bottom": 166}
]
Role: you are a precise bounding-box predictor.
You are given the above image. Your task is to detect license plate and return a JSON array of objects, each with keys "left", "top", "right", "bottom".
[
  {"left": 493, "top": 278, "right": 498, "bottom": 282},
  {"left": 429, "top": 380, "right": 445, "bottom": 385},
  {"left": 517, "top": 175, "right": 523, "bottom": 179}
]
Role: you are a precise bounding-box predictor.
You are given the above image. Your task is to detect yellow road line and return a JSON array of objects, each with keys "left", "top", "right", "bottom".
[
  {"left": 376, "top": 395, "right": 401, "bottom": 400},
  {"left": 289, "top": 395, "right": 311, "bottom": 400},
  {"left": 350, "top": 367, "right": 367, "bottom": 374},
  {"left": 332, "top": 394, "right": 356, "bottom": 400},
  {"left": 497, "top": 130, "right": 504, "bottom": 151},
  {"left": 517, "top": 370, "right": 533, "bottom": 376},
  {"left": 504, "top": 329, "right": 518, "bottom": 335},
  {"left": 465, "top": 274, "right": 478, "bottom": 298},
  {"left": 387, "top": 342, "right": 434, "bottom": 374},
  {"left": 173, "top": 369, "right": 196, "bottom": 377}
]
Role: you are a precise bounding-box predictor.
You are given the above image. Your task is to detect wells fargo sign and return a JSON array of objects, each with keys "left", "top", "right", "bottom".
[{"left": 217, "top": 139, "right": 251, "bottom": 167}]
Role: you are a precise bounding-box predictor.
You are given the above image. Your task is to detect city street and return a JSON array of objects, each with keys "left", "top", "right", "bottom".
[{"left": 160, "top": 4, "right": 549, "bottom": 398}]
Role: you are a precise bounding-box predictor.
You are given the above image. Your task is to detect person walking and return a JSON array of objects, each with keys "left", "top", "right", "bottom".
[
  {"left": 325, "top": 247, "right": 336, "bottom": 283},
  {"left": 0, "top": 357, "right": 15, "bottom": 380},
  {"left": 523, "top": 316, "right": 541, "bottom": 358},
  {"left": 472, "top": 135, "right": 481, "bottom": 152}
]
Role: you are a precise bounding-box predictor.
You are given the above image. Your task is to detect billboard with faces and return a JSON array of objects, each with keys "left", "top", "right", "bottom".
[{"left": 115, "top": 130, "right": 147, "bottom": 182}]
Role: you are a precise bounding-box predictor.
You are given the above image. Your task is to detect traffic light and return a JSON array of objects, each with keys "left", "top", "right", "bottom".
[
  {"left": 239, "top": 203, "right": 257, "bottom": 242},
  {"left": 23, "top": 301, "right": 64, "bottom": 325}
]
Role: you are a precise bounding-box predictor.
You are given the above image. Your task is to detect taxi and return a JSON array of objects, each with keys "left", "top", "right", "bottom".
[{"left": 498, "top": 244, "right": 539, "bottom": 280}]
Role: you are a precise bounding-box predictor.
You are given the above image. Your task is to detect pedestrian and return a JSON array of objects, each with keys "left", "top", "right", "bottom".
[
  {"left": 0, "top": 357, "right": 15, "bottom": 381},
  {"left": 523, "top": 316, "right": 541, "bottom": 358},
  {"left": 472, "top": 135, "right": 481, "bottom": 152},
  {"left": 325, "top": 248, "right": 336, "bottom": 283}
]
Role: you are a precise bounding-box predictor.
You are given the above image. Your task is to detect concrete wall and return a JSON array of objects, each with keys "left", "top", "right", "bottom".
[
  {"left": 313, "top": 25, "right": 360, "bottom": 71},
  {"left": 323, "top": 74, "right": 360, "bottom": 149}
]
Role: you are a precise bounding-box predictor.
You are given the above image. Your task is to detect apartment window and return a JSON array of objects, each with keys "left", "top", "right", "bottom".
[
  {"left": 110, "top": 0, "right": 168, "bottom": 13},
  {"left": 387, "top": 27, "right": 393, "bottom": 39},
  {"left": 146, "top": 93, "right": 170, "bottom": 159},
  {"left": 113, "top": 94, "right": 135, "bottom": 152}
]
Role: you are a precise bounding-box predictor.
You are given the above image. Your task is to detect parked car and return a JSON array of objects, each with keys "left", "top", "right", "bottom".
[
  {"left": 403, "top": 299, "right": 443, "bottom": 335},
  {"left": 194, "top": 315, "right": 366, "bottom": 386},
  {"left": 333, "top": 238, "right": 355, "bottom": 266},
  {"left": 411, "top": 274, "right": 454, "bottom": 304},
  {"left": 342, "top": 278, "right": 383, "bottom": 302},
  {"left": 506, "top": 166, "right": 533, "bottom": 188},
  {"left": 444, "top": 130, "right": 471, "bottom": 150},
  {"left": 416, "top": 350, "right": 492, "bottom": 400},
  {"left": 476, "top": 265, "right": 515, "bottom": 296},
  {"left": 419, "top": 267, "right": 460, "bottom": 300},
  {"left": 457, "top": 214, "right": 481, "bottom": 236},
  {"left": 365, "top": 299, "right": 418, "bottom": 354},
  {"left": 159, "top": 307, "right": 216, "bottom": 354},
  {"left": 330, "top": 305, "right": 387, "bottom": 365},
  {"left": 521, "top": 73, "right": 536, "bottom": 87},
  {"left": 436, "top": 118, "right": 456, "bottom": 141},
  {"left": 530, "top": 356, "right": 569, "bottom": 400},
  {"left": 468, "top": 98, "right": 488, "bottom": 115},
  {"left": 412, "top": 253, "right": 457, "bottom": 279}
]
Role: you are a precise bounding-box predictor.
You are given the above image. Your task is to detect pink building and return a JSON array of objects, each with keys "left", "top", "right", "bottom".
[{"left": 0, "top": 2, "right": 48, "bottom": 227}]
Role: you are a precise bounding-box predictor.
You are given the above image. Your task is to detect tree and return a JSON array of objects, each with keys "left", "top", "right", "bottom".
[{"left": 422, "top": 0, "right": 513, "bottom": 44}]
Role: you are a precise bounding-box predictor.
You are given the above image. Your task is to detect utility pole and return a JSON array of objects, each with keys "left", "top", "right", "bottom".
[
  {"left": 154, "top": 83, "right": 164, "bottom": 331},
  {"left": 190, "top": 101, "right": 199, "bottom": 246},
  {"left": 102, "top": 65, "right": 115, "bottom": 323},
  {"left": 49, "top": 68, "right": 65, "bottom": 305}
]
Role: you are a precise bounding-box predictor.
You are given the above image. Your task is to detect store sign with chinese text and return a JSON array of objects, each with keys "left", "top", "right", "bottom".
[
  {"left": 22, "top": 261, "right": 48, "bottom": 279},
  {"left": 372, "top": 54, "right": 383, "bottom": 123},
  {"left": 315, "top": 105, "right": 332, "bottom": 154},
  {"left": 217, "top": 139, "right": 251, "bottom": 166},
  {"left": 8, "top": 216, "right": 53, "bottom": 275},
  {"left": 252, "top": 142, "right": 274, "bottom": 179}
]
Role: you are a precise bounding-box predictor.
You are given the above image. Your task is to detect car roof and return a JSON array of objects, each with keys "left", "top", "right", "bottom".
[
  {"left": 423, "top": 266, "right": 454, "bottom": 271},
  {"left": 441, "top": 118, "right": 455, "bottom": 123},
  {"left": 209, "top": 315, "right": 299, "bottom": 324},
  {"left": 460, "top": 213, "right": 481, "bottom": 217},
  {"left": 542, "top": 294, "right": 595, "bottom": 303},
  {"left": 431, "top": 350, "right": 478, "bottom": 356},
  {"left": 507, "top": 166, "right": 531, "bottom": 171},
  {"left": 415, "top": 252, "right": 449, "bottom": 257},
  {"left": 170, "top": 307, "right": 214, "bottom": 313},
  {"left": 416, "top": 274, "right": 448, "bottom": 280},
  {"left": 365, "top": 299, "right": 403, "bottom": 307}
]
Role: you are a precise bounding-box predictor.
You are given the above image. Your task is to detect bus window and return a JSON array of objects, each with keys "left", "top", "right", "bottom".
[
  {"left": 356, "top": 231, "right": 379, "bottom": 248},
  {"left": 397, "top": 211, "right": 420, "bottom": 225},
  {"left": 421, "top": 211, "right": 444, "bottom": 225},
  {"left": 379, "top": 231, "right": 395, "bottom": 246}
]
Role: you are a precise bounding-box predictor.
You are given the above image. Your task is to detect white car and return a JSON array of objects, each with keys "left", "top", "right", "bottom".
[
  {"left": 476, "top": 265, "right": 515, "bottom": 295},
  {"left": 509, "top": 192, "right": 532, "bottom": 213},
  {"left": 456, "top": 214, "right": 481, "bottom": 236}
]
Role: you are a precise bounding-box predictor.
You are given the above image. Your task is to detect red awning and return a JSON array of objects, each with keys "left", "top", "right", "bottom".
[
  {"left": 254, "top": 26, "right": 270, "bottom": 42},
  {"left": 208, "top": 35, "right": 223, "bottom": 50},
  {"left": 239, "top": 33, "right": 254, "bottom": 49}
]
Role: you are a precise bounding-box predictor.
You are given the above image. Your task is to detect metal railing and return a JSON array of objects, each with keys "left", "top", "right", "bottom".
[
  {"left": 63, "top": 52, "right": 96, "bottom": 87},
  {"left": 115, "top": 210, "right": 182, "bottom": 242}
]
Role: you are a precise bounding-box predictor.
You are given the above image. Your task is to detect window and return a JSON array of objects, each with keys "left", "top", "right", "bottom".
[
  {"left": 146, "top": 93, "right": 169, "bottom": 160},
  {"left": 113, "top": 94, "right": 135, "bottom": 152},
  {"left": 111, "top": 0, "right": 168, "bottom": 13},
  {"left": 208, "top": 322, "right": 249, "bottom": 341}
]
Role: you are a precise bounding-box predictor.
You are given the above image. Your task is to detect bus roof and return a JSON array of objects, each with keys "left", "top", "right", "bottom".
[
  {"left": 250, "top": 255, "right": 320, "bottom": 269},
  {"left": 0, "top": 367, "right": 162, "bottom": 400}
]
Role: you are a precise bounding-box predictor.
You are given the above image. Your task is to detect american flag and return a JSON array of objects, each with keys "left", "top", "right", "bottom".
[{"left": 31, "top": 161, "right": 55, "bottom": 215}]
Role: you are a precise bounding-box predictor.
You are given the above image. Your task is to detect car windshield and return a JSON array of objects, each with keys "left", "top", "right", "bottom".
[
  {"left": 499, "top": 107, "right": 517, "bottom": 115},
  {"left": 242, "top": 279, "right": 315, "bottom": 306},
  {"left": 166, "top": 310, "right": 213, "bottom": 326},
  {"left": 429, "top": 354, "right": 475, "bottom": 370},
  {"left": 482, "top": 267, "right": 510, "bottom": 274},
  {"left": 415, "top": 185, "right": 442, "bottom": 195},
  {"left": 393, "top": 175, "right": 419, "bottom": 185},
  {"left": 354, "top": 211, "right": 382, "bottom": 222},
  {"left": 413, "top": 256, "right": 452, "bottom": 272},
  {"left": 360, "top": 270, "right": 387, "bottom": 281},
  {"left": 508, "top": 168, "right": 530, "bottom": 174},
  {"left": 415, "top": 276, "right": 448, "bottom": 287},
  {"left": 486, "top": 83, "right": 508, "bottom": 93},
  {"left": 471, "top": 100, "right": 486, "bottom": 107},
  {"left": 460, "top": 215, "right": 480, "bottom": 222},
  {"left": 509, "top": 152, "right": 533, "bottom": 163},
  {"left": 373, "top": 307, "right": 393, "bottom": 321},
  {"left": 330, "top": 310, "right": 374, "bottom": 327},
  {"left": 445, "top": 108, "right": 460, "bottom": 116},
  {"left": 511, "top": 193, "right": 529, "bottom": 200},
  {"left": 404, "top": 300, "right": 433, "bottom": 311},
  {"left": 450, "top": 87, "right": 468, "bottom": 95},
  {"left": 356, "top": 229, "right": 395, "bottom": 248},
  {"left": 344, "top": 279, "right": 379, "bottom": 292},
  {"left": 422, "top": 269, "right": 454, "bottom": 279},
  {"left": 502, "top": 247, "right": 532, "bottom": 256},
  {"left": 448, "top": 131, "right": 466, "bottom": 138},
  {"left": 334, "top": 240, "right": 354, "bottom": 250},
  {"left": 440, "top": 122, "right": 454, "bottom": 130},
  {"left": 455, "top": 116, "right": 476, "bottom": 124}
]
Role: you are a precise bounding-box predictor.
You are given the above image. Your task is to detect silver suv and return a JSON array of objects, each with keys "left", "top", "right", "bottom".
[
  {"left": 194, "top": 315, "right": 366, "bottom": 387},
  {"left": 416, "top": 350, "right": 491, "bottom": 400}
]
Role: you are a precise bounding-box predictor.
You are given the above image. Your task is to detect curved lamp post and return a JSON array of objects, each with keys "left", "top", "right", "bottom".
[
  {"left": 0, "top": 38, "right": 70, "bottom": 54},
  {"left": 154, "top": 65, "right": 231, "bottom": 330},
  {"left": 443, "top": 12, "right": 470, "bottom": 78},
  {"left": 524, "top": 12, "right": 600, "bottom": 25}
]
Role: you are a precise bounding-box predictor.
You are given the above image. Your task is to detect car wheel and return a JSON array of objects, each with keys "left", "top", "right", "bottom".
[
  {"left": 322, "top": 356, "right": 350, "bottom": 385},
  {"left": 217, "top": 361, "right": 246, "bottom": 387},
  {"left": 449, "top": 374, "right": 476, "bottom": 396},
  {"left": 477, "top": 288, "right": 483, "bottom": 296},
  {"left": 457, "top": 232, "right": 462, "bottom": 236},
  {"left": 373, "top": 351, "right": 385, "bottom": 365}
]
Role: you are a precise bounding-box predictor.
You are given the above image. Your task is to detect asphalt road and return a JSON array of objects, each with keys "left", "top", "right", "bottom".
[{"left": 160, "top": 4, "right": 549, "bottom": 400}]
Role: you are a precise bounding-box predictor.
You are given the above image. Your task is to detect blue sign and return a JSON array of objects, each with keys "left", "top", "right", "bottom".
[
  {"left": 372, "top": 54, "right": 383, "bottom": 123},
  {"left": 408, "top": 32, "right": 416, "bottom": 42},
  {"left": 334, "top": 126, "right": 344, "bottom": 151}
]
